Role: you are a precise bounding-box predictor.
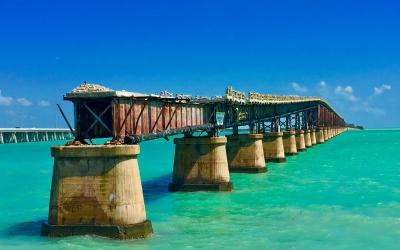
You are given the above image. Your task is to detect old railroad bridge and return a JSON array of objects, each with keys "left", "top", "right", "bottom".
[{"left": 41, "top": 83, "right": 347, "bottom": 240}]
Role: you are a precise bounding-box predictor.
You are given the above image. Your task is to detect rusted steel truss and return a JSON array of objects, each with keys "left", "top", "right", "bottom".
[{"left": 67, "top": 97, "right": 345, "bottom": 144}]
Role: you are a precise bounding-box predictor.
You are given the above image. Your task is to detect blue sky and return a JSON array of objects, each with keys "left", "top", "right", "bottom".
[{"left": 0, "top": 0, "right": 399, "bottom": 128}]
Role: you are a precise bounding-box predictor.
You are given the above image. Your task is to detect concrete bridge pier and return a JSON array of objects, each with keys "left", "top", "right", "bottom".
[
  {"left": 0, "top": 133, "right": 3, "bottom": 144},
  {"left": 295, "top": 130, "right": 306, "bottom": 151},
  {"left": 304, "top": 129, "right": 312, "bottom": 148},
  {"left": 263, "top": 132, "right": 286, "bottom": 162},
  {"left": 310, "top": 129, "right": 317, "bottom": 145},
  {"left": 169, "top": 136, "right": 233, "bottom": 192},
  {"left": 323, "top": 128, "right": 329, "bottom": 141},
  {"left": 41, "top": 145, "right": 153, "bottom": 240},
  {"left": 226, "top": 134, "right": 266, "bottom": 173},
  {"left": 316, "top": 128, "right": 325, "bottom": 144},
  {"left": 11, "top": 133, "right": 17, "bottom": 143},
  {"left": 283, "top": 130, "right": 297, "bottom": 155}
]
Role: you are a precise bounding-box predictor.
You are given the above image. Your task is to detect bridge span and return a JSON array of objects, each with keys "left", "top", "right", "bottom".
[
  {"left": 0, "top": 128, "right": 73, "bottom": 144},
  {"left": 41, "top": 83, "right": 347, "bottom": 240}
]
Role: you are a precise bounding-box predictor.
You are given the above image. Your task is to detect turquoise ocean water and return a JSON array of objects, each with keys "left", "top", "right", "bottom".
[{"left": 1, "top": 130, "right": 400, "bottom": 249}]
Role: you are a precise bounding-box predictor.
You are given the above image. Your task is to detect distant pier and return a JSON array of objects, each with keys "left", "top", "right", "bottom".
[{"left": 0, "top": 128, "right": 73, "bottom": 144}]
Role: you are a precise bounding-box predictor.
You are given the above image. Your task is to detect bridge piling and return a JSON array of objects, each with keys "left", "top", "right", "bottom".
[
  {"left": 304, "top": 129, "right": 312, "bottom": 147},
  {"left": 41, "top": 145, "right": 153, "bottom": 239},
  {"left": 226, "top": 134, "right": 266, "bottom": 173},
  {"left": 316, "top": 128, "right": 325, "bottom": 144},
  {"left": 295, "top": 130, "right": 306, "bottom": 151},
  {"left": 262, "top": 132, "right": 286, "bottom": 162},
  {"left": 169, "top": 136, "right": 233, "bottom": 192},
  {"left": 311, "top": 128, "right": 317, "bottom": 145},
  {"left": 11, "top": 133, "right": 17, "bottom": 143},
  {"left": 283, "top": 130, "right": 297, "bottom": 155},
  {"left": 323, "top": 128, "right": 329, "bottom": 141}
]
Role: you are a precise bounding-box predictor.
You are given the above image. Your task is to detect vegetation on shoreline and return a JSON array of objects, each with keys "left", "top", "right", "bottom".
[{"left": 346, "top": 123, "right": 364, "bottom": 130}]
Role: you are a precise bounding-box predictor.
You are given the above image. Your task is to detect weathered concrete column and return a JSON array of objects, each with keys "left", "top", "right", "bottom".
[
  {"left": 12, "top": 133, "right": 17, "bottom": 143},
  {"left": 226, "top": 134, "right": 266, "bottom": 173},
  {"left": 323, "top": 128, "right": 329, "bottom": 141},
  {"left": 304, "top": 129, "right": 312, "bottom": 148},
  {"left": 283, "top": 130, "right": 297, "bottom": 155},
  {"left": 310, "top": 129, "right": 317, "bottom": 145},
  {"left": 316, "top": 128, "right": 325, "bottom": 144},
  {"left": 0, "top": 132, "right": 3, "bottom": 144},
  {"left": 41, "top": 145, "right": 153, "bottom": 240},
  {"left": 295, "top": 130, "right": 306, "bottom": 151},
  {"left": 263, "top": 132, "right": 286, "bottom": 163},
  {"left": 169, "top": 136, "right": 233, "bottom": 192}
]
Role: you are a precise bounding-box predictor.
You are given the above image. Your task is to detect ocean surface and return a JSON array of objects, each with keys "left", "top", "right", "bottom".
[{"left": 1, "top": 129, "right": 400, "bottom": 249}]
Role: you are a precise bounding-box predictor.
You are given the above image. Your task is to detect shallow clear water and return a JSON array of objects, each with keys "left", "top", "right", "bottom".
[{"left": 1, "top": 130, "right": 400, "bottom": 249}]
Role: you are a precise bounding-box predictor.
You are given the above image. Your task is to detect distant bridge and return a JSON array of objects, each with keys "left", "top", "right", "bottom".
[{"left": 0, "top": 128, "right": 73, "bottom": 144}]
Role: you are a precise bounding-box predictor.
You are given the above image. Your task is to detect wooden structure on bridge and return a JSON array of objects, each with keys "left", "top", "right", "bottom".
[{"left": 42, "top": 83, "right": 347, "bottom": 240}]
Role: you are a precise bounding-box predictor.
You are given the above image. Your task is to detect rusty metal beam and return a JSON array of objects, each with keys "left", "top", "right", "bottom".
[
  {"left": 86, "top": 105, "right": 111, "bottom": 135},
  {"left": 84, "top": 104, "right": 112, "bottom": 134}
]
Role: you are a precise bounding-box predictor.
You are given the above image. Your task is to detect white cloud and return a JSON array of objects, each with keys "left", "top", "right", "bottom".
[
  {"left": 373, "top": 84, "right": 391, "bottom": 96},
  {"left": 350, "top": 101, "right": 386, "bottom": 116},
  {"left": 319, "top": 81, "right": 326, "bottom": 87},
  {"left": 17, "top": 97, "right": 32, "bottom": 106},
  {"left": 363, "top": 106, "right": 385, "bottom": 115},
  {"left": 291, "top": 82, "right": 307, "bottom": 93},
  {"left": 0, "top": 90, "right": 13, "bottom": 106},
  {"left": 38, "top": 100, "right": 50, "bottom": 107},
  {"left": 335, "top": 85, "right": 358, "bottom": 102}
]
